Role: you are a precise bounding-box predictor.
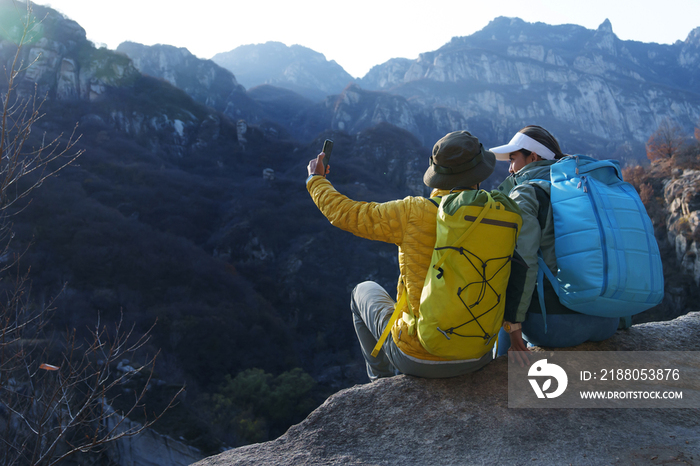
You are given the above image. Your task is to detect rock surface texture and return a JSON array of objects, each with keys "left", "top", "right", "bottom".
[
  {"left": 193, "top": 312, "right": 700, "bottom": 466},
  {"left": 665, "top": 169, "right": 700, "bottom": 286}
]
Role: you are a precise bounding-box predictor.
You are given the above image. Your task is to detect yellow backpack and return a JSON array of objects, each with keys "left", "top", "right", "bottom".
[
  {"left": 370, "top": 190, "right": 522, "bottom": 361},
  {"left": 417, "top": 190, "right": 521, "bottom": 359}
]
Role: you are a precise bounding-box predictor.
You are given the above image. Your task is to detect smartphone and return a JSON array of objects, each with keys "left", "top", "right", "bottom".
[{"left": 322, "top": 139, "right": 333, "bottom": 172}]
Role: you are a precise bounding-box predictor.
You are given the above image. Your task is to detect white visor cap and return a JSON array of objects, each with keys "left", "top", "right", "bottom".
[{"left": 489, "top": 132, "right": 556, "bottom": 161}]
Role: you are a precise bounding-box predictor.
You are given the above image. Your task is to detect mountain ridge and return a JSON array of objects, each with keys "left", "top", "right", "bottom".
[
  {"left": 351, "top": 17, "right": 700, "bottom": 159},
  {"left": 212, "top": 41, "right": 355, "bottom": 101},
  {"left": 121, "top": 17, "right": 700, "bottom": 163}
]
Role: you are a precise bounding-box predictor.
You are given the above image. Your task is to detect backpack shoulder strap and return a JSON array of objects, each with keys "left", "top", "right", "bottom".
[
  {"left": 427, "top": 196, "right": 441, "bottom": 208},
  {"left": 524, "top": 180, "right": 554, "bottom": 332},
  {"left": 431, "top": 192, "right": 495, "bottom": 273},
  {"left": 370, "top": 289, "right": 408, "bottom": 357},
  {"left": 531, "top": 183, "right": 551, "bottom": 231}
]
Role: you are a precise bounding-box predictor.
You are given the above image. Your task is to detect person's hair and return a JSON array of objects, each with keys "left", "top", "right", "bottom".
[{"left": 519, "top": 125, "right": 566, "bottom": 159}]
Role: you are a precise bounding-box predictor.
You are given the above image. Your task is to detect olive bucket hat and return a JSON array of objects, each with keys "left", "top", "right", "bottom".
[{"left": 423, "top": 131, "right": 496, "bottom": 189}]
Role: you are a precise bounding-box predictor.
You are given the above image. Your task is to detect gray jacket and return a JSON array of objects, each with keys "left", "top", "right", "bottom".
[{"left": 498, "top": 160, "right": 573, "bottom": 322}]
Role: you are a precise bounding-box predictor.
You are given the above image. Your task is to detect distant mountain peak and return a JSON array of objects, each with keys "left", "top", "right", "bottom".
[
  {"left": 211, "top": 42, "right": 354, "bottom": 101},
  {"left": 687, "top": 27, "right": 700, "bottom": 46},
  {"left": 487, "top": 16, "right": 525, "bottom": 27},
  {"left": 589, "top": 18, "right": 618, "bottom": 55},
  {"left": 597, "top": 18, "right": 613, "bottom": 34},
  {"left": 119, "top": 41, "right": 185, "bottom": 52}
]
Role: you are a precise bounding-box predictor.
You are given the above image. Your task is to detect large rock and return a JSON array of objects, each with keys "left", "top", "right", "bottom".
[{"left": 194, "top": 312, "right": 700, "bottom": 465}]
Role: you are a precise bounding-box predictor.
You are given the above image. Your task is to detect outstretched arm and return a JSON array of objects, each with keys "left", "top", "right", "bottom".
[{"left": 305, "top": 154, "right": 413, "bottom": 246}]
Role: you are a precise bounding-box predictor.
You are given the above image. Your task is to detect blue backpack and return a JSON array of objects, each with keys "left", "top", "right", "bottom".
[{"left": 536, "top": 155, "right": 664, "bottom": 321}]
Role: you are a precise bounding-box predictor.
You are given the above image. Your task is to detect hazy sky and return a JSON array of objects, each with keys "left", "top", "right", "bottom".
[{"left": 36, "top": 0, "right": 700, "bottom": 78}]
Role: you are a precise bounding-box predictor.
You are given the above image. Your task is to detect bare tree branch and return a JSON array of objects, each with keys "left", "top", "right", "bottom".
[{"left": 0, "top": 2, "right": 183, "bottom": 465}]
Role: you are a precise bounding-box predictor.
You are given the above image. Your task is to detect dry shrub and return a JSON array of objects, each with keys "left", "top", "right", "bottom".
[{"left": 639, "top": 183, "right": 655, "bottom": 206}]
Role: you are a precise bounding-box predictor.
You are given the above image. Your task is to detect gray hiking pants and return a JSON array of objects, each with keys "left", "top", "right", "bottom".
[{"left": 351, "top": 281, "right": 493, "bottom": 381}]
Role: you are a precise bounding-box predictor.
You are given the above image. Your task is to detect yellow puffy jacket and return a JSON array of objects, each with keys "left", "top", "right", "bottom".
[{"left": 307, "top": 176, "right": 449, "bottom": 361}]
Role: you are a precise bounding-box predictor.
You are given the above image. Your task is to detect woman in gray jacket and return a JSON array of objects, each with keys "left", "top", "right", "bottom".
[{"left": 491, "top": 126, "right": 619, "bottom": 357}]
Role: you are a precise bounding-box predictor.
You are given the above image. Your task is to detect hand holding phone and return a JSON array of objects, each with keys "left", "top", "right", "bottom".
[{"left": 322, "top": 139, "right": 333, "bottom": 173}]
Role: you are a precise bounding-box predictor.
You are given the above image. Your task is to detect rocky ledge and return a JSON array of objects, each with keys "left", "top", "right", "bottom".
[{"left": 193, "top": 312, "right": 700, "bottom": 466}]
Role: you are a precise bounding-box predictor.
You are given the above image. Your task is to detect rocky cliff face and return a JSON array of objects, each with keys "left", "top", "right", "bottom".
[
  {"left": 116, "top": 41, "right": 266, "bottom": 124},
  {"left": 0, "top": 4, "right": 255, "bottom": 161},
  {"left": 679, "top": 27, "right": 700, "bottom": 71},
  {"left": 289, "top": 84, "right": 478, "bottom": 150},
  {"left": 212, "top": 41, "right": 355, "bottom": 102},
  {"left": 357, "top": 18, "right": 700, "bottom": 159},
  {"left": 193, "top": 312, "right": 700, "bottom": 466},
  {"left": 3, "top": 3, "right": 139, "bottom": 102},
  {"left": 328, "top": 84, "right": 473, "bottom": 149},
  {"left": 665, "top": 169, "right": 700, "bottom": 285}
]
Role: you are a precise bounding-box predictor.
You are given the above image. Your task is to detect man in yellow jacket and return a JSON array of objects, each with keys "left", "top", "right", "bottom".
[{"left": 306, "top": 131, "right": 498, "bottom": 381}]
